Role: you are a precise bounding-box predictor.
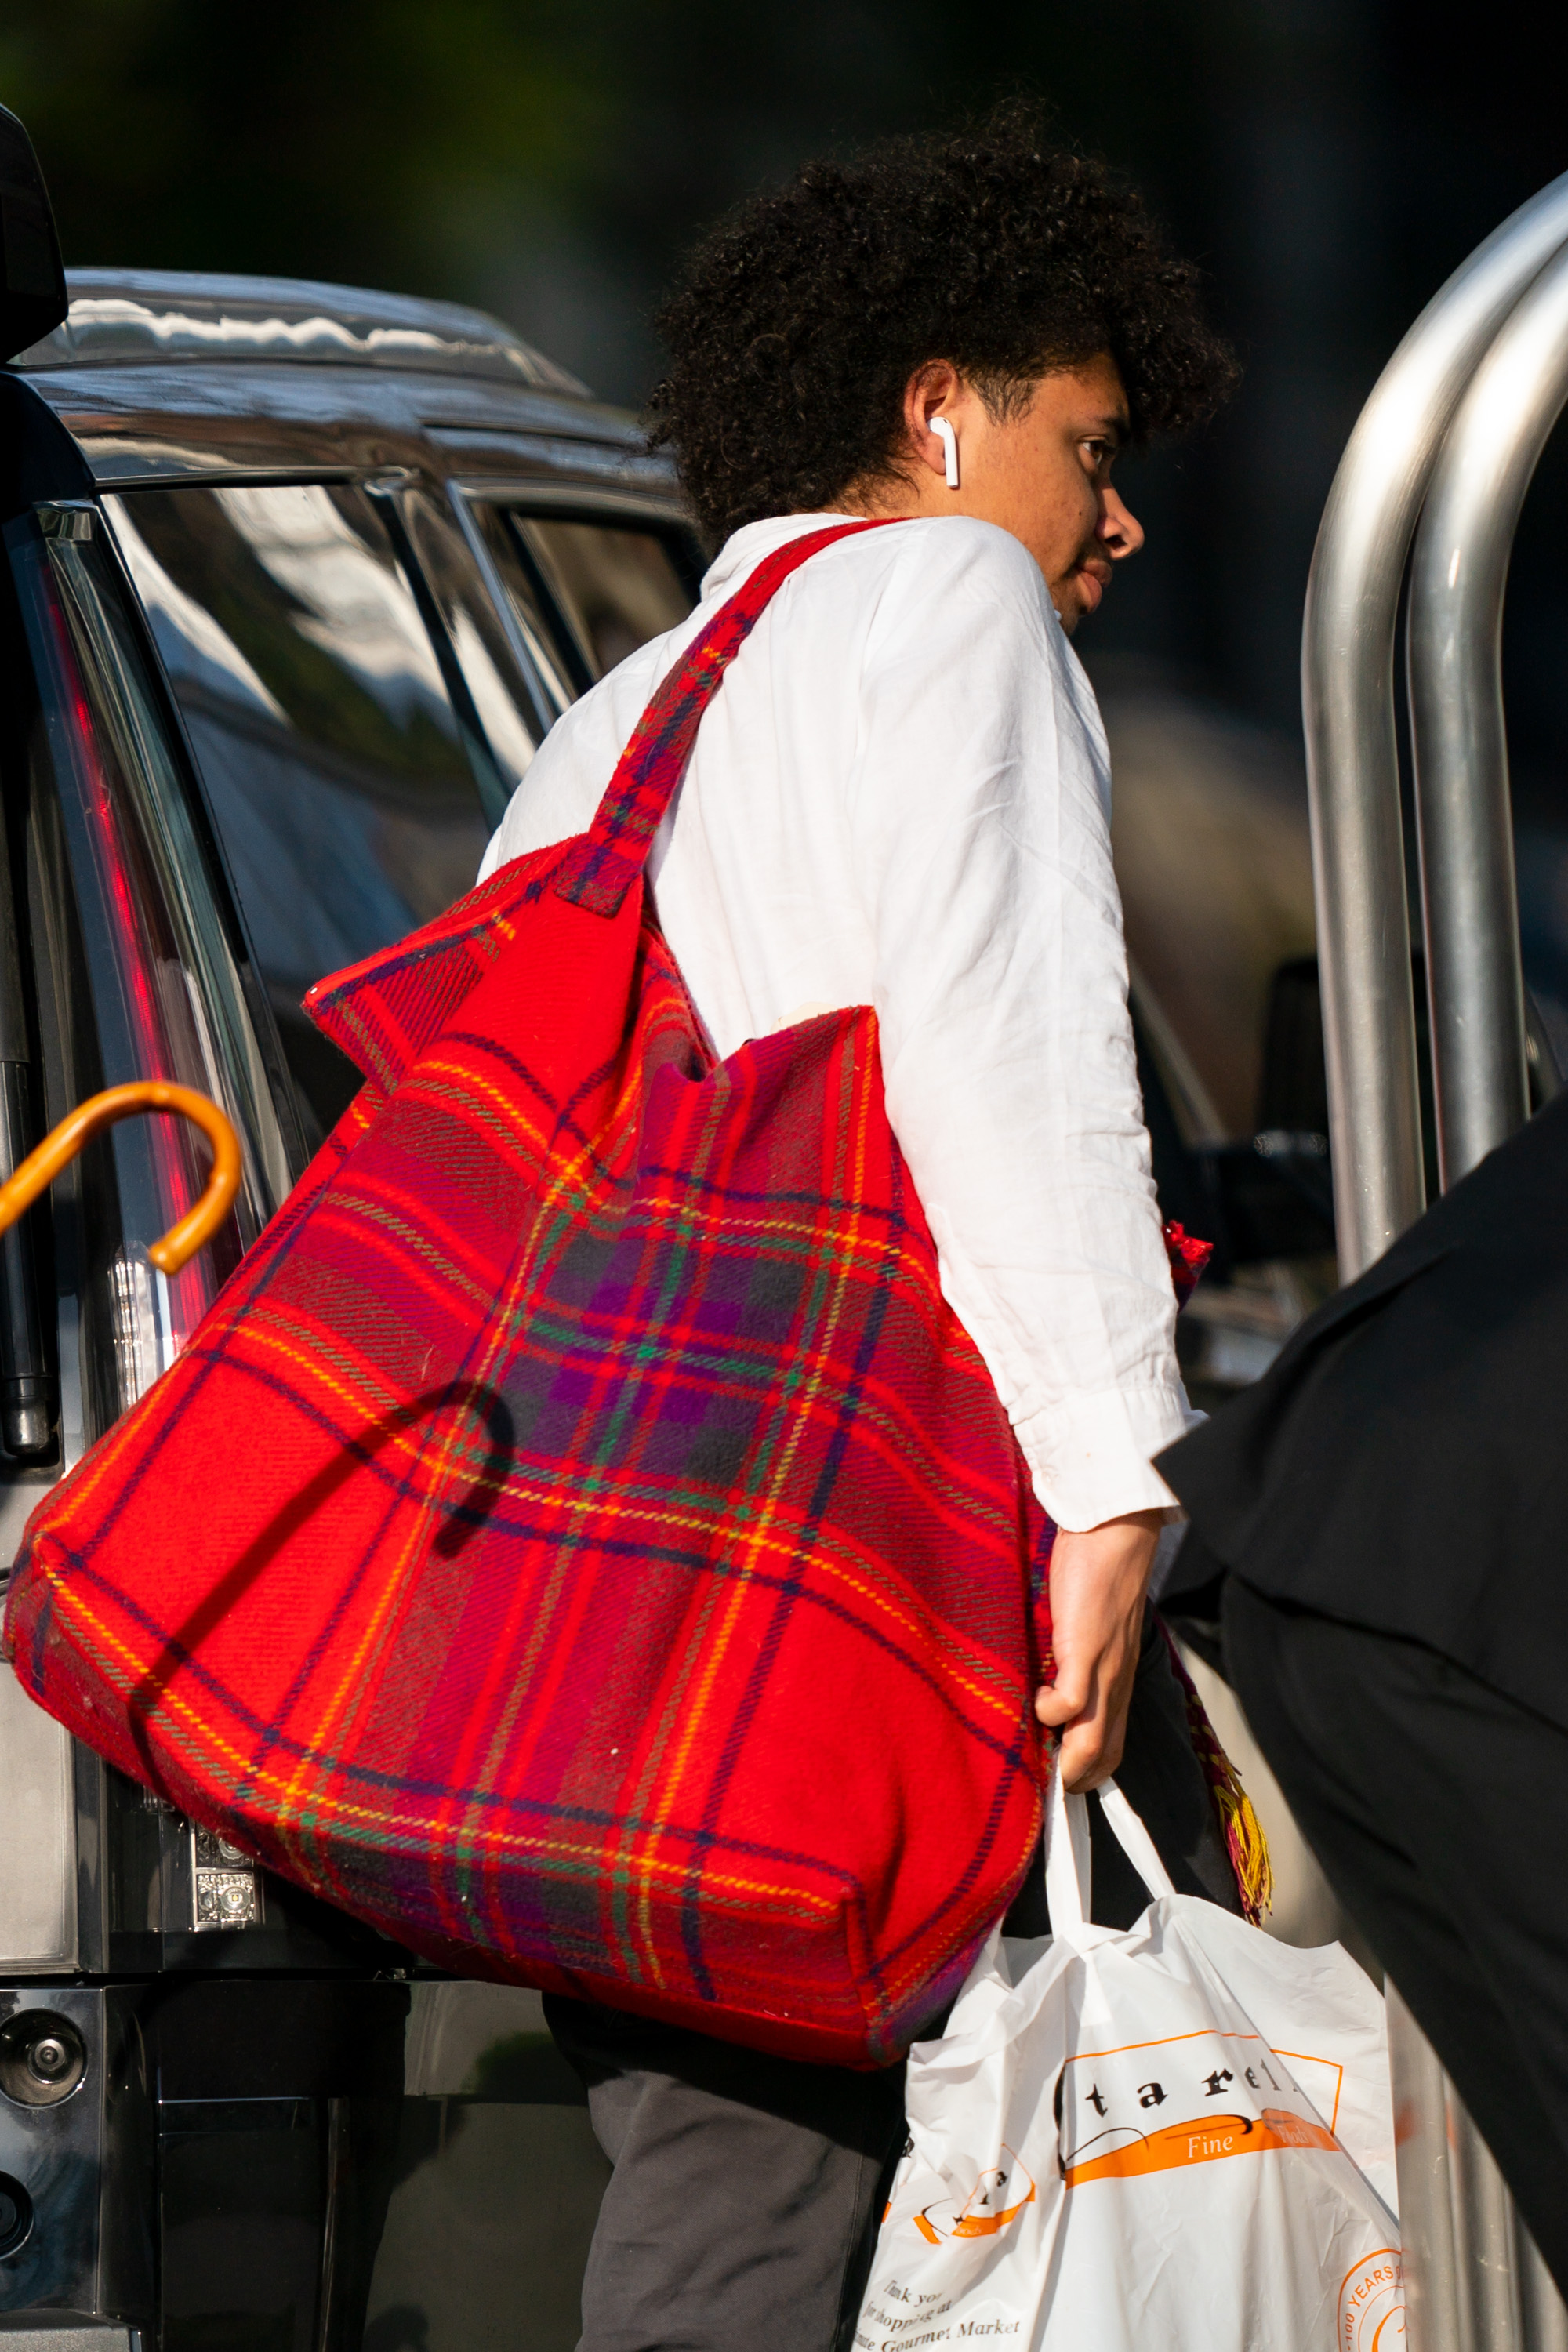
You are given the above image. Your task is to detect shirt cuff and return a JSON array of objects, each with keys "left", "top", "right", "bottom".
[{"left": 1014, "top": 1381, "right": 1201, "bottom": 1533}]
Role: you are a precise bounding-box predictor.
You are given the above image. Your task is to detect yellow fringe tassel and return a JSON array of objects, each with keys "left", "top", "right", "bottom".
[
  {"left": 1156, "top": 1617, "right": 1274, "bottom": 1926},
  {"left": 1210, "top": 1769, "right": 1274, "bottom": 1927}
]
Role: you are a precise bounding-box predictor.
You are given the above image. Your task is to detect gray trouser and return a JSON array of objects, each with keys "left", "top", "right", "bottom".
[
  {"left": 547, "top": 1610, "right": 1236, "bottom": 2352},
  {"left": 544, "top": 1995, "right": 905, "bottom": 2352}
]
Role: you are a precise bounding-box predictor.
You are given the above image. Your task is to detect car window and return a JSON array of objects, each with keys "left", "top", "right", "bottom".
[
  {"left": 397, "top": 487, "right": 543, "bottom": 787},
  {"left": 107, "top": 484, "right": 498, "bottom": 1152},
  {"left": 11, "top": 510, "right": 289, "bottom": 1444},
  {"left": 477, "top": 510, "right": 695, "bottom": 691},
  {"left": 467, "top": 503, "right": 579, "bottom": 720}
]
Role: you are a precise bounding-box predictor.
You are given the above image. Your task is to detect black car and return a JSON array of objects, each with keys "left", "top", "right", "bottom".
[{"left": 0, "top": 107, "right": 698, "bottom": 2352}]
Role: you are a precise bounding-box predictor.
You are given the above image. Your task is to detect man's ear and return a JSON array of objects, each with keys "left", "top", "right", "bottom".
[{"left": 903, "top": 360, "right": 964, "bottom": 481}]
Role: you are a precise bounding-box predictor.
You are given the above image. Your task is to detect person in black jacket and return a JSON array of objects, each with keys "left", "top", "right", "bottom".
[{"left": 1156, "top": 1084, "right": 1568, "bottom": 2294}]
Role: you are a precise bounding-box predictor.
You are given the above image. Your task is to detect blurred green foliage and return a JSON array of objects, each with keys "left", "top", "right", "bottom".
[
  {"left": 5, "top": 0, "right": 1564, "bottom": 729},
  {"left": 0, "top": 0, "right": 608, "bottom": 288},
  {"left": 0, "top": 0, "right": 1234, "bottom": 350},
  {"left": 2, "top": 1, "right": 1558, "bottom": 396}
]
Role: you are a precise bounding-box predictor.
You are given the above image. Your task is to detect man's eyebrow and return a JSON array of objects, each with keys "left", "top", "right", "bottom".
[{"left": 1087, "top": 412, "right": 1130, "bottom": 444}]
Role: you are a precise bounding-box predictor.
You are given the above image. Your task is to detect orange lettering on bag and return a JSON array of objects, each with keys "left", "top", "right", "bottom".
[{"left": 1064, "top": 2108, "right": 1338, "bottom": 2188}]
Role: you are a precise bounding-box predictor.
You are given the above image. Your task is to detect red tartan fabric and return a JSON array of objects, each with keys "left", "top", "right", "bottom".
[
  {"left": 1163, "top": 1221, "right": 1213, "bottom": 1308},
  {"left": 5, "top": 519, "right": 1139, "bottom": 2063}
]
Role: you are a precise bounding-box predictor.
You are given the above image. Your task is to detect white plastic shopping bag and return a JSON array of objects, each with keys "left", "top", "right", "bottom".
[{"left": 858, "top": 1764, "right": 1403, "bottom": 2352}]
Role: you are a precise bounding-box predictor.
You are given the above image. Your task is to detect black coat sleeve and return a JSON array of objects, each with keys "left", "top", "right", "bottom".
[{"left": 1153, "top": 1090, "right": 1568, "bottom": 1730}]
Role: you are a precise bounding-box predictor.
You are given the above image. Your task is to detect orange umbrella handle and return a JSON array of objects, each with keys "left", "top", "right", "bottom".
[{"left": 0, "top": 1082, "right": 242, "bottom": 1276}]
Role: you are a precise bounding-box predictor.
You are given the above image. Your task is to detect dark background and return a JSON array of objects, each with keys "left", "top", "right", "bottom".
[{"left": 7, "top": 0, "right": 1568, "bottom": 1021}]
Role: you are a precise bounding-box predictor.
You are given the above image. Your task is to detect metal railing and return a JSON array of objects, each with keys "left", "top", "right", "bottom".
[{"left": 1303, "top": 173, "right": 1568, "bottom": 2352}]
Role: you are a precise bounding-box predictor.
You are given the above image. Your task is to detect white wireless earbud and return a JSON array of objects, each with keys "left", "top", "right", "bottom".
[{"left": 931, "top": 416, "right": 960, "bottom": 489}]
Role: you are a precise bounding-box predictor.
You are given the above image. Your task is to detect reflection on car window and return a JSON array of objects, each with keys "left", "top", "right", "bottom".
[
  {"left": 399, "top": 488, "right": 538, "bottom": 800},
  {"left": 484, "top": 513, "right": 694, "bottom": 688},
  {"left": 107, "top": 483, "right": 492, "bottom": 1151},
  {"left": 467, "top": 502, "right": 578, "bottom": 724},
  {"left": 517, "top": 518, "right": 693, "bottom": 677}
]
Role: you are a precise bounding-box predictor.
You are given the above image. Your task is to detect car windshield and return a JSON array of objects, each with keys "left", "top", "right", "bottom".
[{"left": 107, "top": 483, "right": 496, "bottom": 1149}]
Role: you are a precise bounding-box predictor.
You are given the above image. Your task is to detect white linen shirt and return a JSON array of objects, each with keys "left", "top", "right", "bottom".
[{"left": 479, "top": 510, "right": 1195, "bottom": 1529}]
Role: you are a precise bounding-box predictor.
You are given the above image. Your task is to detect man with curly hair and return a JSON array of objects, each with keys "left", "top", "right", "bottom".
[{"left": 481, "top": 107, "right": 1238, "bottom": 2352}]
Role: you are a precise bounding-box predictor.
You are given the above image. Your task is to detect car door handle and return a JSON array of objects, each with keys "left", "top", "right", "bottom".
[{"left": 0, "top": 1081, "right": 242, "bottom": 1274}]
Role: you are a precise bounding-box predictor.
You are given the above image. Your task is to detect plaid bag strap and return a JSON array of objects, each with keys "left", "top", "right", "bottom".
[{"left": 554, "top": 517, "right": 902, "bottom": 917}]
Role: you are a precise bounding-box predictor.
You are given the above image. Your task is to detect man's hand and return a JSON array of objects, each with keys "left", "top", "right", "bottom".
[{"left": 1035, "top": 1510, "right": 1163, "bottom": 1791}]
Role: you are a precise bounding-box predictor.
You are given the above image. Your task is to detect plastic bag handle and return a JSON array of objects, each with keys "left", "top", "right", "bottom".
[
  {"left": 0, "top": 1081, "right": 241, "bottom": 1275},
  {"left": 1044, "top": 1756, "right": 1091, "bottom": 1929},
  {"left": 1098, "top": 1782, "right": 1178, "bottom": 1904},
  {"left": 1044, "top": 1759, "right": 1178, "bottom": 1935}
]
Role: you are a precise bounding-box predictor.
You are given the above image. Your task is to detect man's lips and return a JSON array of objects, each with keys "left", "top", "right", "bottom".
[{"left": 1074, "top": 562, "right": 1111, "bottom": 612}]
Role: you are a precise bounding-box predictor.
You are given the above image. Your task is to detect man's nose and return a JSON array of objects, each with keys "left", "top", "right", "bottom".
[{"left": 1098, "top": 485, "right": 1145, "bottom": 561}]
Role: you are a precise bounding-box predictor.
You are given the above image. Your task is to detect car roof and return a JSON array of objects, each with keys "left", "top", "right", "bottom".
[
  {"left": 5, "top": 264, "right": 683, "bottom": 512},
  {"left": 13, "top": 267, "right": 590, "bottom": 398}
]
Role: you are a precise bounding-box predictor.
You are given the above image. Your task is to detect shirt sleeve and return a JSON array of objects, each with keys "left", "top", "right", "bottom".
[{"left": 849, "top": 524, "right": 1197, "bottom": 1530}]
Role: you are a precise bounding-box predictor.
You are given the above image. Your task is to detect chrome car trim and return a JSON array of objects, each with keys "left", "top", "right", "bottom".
[
  {"left": 0, "top": 1659, "right": 76, "bottom": 1968},
  {"left": 85, "top": 458, "right": 365, "bottom": 491}
]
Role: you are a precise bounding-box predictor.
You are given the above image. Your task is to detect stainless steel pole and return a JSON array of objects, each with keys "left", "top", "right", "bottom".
[
  {"left": 1303, "top": 169, "right": 1568, "bottom": 2352},
  {"left": 1301, "top": 169, "right": 1568, "bottom": 1281},
  {"left": 1390, "top": 1978, "right": 1566, "bottom": 2352},
  {"left": 1408, "top": 242, "right": 1568, "bottom": 1188},
  {"left": 1386, "top": 1985, "right": 1465, "bottom": 2350},
  {"left": 1398, "top": 231, "right": 1568, "bottom": 2352}
]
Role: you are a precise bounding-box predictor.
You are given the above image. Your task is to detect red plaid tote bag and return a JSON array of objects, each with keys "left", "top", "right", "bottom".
[{"left": 9, "top": 520, "right": 1100, "bottom": 2061}]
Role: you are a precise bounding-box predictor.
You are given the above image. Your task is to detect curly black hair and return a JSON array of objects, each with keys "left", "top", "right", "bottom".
[{"left": 646, "top": 105, "right": 1237, "bottom": 546}]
